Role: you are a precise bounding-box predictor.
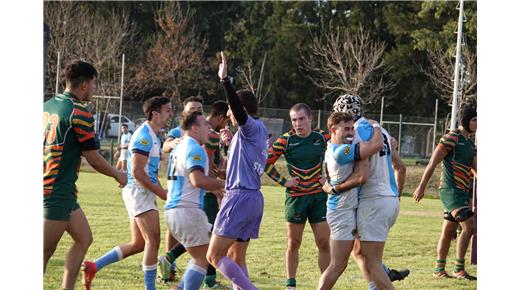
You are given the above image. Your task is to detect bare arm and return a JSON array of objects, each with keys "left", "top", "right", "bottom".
[
  {"left": 323, "top": 159, "right": 369, "bottom": 194},
  {"left": 391, "top": 150, "right": 406, "bottom": 196},
  {"left": 131, "top": 153, "right": 167, "bottom": 200},
  {"left": 358, "top": 126, "right": 384, "bottom": 159},
  {"left": 412, "top": 145, "right": 448, "bottom": 202},
  {"left": 188, "top": 169, "right": 225, "bottom": 191},
  {"left": 82, "top": 150, "right": 127, "bottom": 187},
  {"left": 162, "top": 137, "right": 181, "bottom": 153}
]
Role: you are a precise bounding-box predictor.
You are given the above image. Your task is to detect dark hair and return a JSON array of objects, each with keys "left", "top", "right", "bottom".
[
  {"left": 183, "top": 96, "right": 203, "bottom": 106},
  {"left": 181, "top": 111, "right": 204, "bottom": 131},
  {"left": 236, "top": 89, "right": 258, "bottom": 115},
  {"left": 62, "top": 60, "right": 98, "bottom": 89},
  {"left": 121, "top": 123, "right": 128, "bottom": 128},
  {"left": 290, "top": 103, "right": 312, "bottom": 118},
  {"left": 209, "top": 100, "right": 228, "bottom": 118},
  {"left": 327, "top": 112, "right": 354, "bottom": 131},
  {"left": 459, "top": 104, "right": 477, "bottom": 133},
  {"left": 143, "top": 96, "right": 171, "bottom": 121}
]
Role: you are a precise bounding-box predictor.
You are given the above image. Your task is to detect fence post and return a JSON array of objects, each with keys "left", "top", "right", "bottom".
[
  {"left": 110, "top": 139, "right": 114, "bottom": 166},
  {"left": 380, "top": 97, "right": 384, "bottom": 124},
  {"left": 317, "top": 109, "right": 321, "bottom": 129},
  {"left": 432, "top": 98, "right": 439, "bottom": 152},
  {"left": 398, "top": 114, "right": 402, "bottom": 156}
]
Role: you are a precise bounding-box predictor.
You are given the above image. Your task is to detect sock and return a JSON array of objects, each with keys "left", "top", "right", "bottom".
[
  {"left": 368, "top": 281, "right": 378, "bottom": 290},
  {"left": 204, "top": 263, "right": 217, "bottom": 287},
  {"left": 454, "top": 258, "right": 465, "bottom": 272},
  {"left": 205, "top": 274, "right": 216, "bottom": 287},
  {"left": 143, "top": 263, "right": 157, "bottom": 290},
  {"left": 182, "top": 262, "right": 207, "bottom": 290},
  {"left": 216, "top": 257, "right": 257, "bottom": 290},
  {"left": 95, "top": 246, "right": 123, "bottom": 271},
  {"left": 170, "top": 244, "right": 187, "bottom": 260},
  {"left": 286, "top": 278, "right": 296, "bottom": 287},
  {"left": 435, "top": 259, "right": 446, "bottom": 273},
  {"left": 382, "top": 263, "right": 390, "bottom": 275}
]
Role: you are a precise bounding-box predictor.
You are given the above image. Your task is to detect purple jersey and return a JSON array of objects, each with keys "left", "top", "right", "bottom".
[{"left": 225, "top": 116, "right": 269, "bottom": 191}]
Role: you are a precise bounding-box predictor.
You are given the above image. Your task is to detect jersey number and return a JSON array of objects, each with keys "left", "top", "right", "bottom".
[
  {"left": 379, "top": 134, "right": 391, "bottom": 157},
  {"left": 43, "top": 112, "right": 59, "bottom": 144}
]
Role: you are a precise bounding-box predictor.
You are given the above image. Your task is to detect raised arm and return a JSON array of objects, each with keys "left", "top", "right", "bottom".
[{"left": 218, "top": 51, "right": 248, "bottom": 126}]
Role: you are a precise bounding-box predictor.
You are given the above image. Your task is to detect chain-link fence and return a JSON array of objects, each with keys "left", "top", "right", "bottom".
[{"left": 94, "top": 99, "right": 444, "bottom": 159}]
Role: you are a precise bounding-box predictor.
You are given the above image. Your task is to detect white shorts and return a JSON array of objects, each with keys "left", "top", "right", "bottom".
[
  {"left": 327, "top": 208, "right": 357, "bottom": 241},
  {"left": 357, "top": 196, "right": 399, "bottom": 242},
  {"left": 165, "top": 207, "right": 212, "bottom": 248},
  {"left": 122, "top": 186, "right": 158, "bottom": 219},
  {"left": 119, "top": 149, "right": 128, "bottom": 161}
]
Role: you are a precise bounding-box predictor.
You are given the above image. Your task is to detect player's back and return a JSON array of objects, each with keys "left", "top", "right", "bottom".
[
  {"left": 166, "top": 136, "right": 209, "bottom": 209},
  {"left": 44, "top": 93, "right": 95, "bottom": 196},
  {"left": 226, "top": 116, "right": 269, "bottom": 191},
  {"left": 354, "top": 118, "right": 398, "bottom": 199}
]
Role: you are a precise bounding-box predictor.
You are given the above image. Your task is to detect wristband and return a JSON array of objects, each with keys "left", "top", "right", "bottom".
[{"left": 331, "top": 185, "right": 338, "bottom": 195}]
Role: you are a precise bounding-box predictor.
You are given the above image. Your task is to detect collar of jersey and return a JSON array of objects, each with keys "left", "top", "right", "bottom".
[{"left": 61, "top": 91, "right": 81, "bottom": 102}]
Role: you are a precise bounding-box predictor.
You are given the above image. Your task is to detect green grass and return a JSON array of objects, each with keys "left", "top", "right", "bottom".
[{"left": 44, "top": 172, "right": 476, "bottom": 290}]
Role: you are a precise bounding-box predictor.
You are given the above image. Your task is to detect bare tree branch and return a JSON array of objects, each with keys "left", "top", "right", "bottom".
[{"left": 299, "top": 23, "right": 393, "bottom": 105}]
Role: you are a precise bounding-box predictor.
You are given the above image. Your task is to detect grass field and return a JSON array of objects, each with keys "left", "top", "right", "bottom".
[{"left": 44, "top": 171, "right": 476, "bottom": 290}]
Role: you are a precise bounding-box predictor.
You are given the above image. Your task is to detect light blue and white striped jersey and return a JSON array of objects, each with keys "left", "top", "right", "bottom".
[
  {"left": 126, "top": 122, "right": 161, "bottom": 187},
  {"left": 354, "top": 117, "right": 399, "bottom": 199},
  {"left": 165, "top": 136, "right": 209, "bottom": 209},
  {"left": 325, "top": 142, "right": 359, "bottom": 210}
]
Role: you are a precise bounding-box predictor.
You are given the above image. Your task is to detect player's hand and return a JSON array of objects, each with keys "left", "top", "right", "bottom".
[
  {"left": 220, "top": 126, "right": 233, "bottom": 146},
  {"left": 170, "top": 138, "right": 182, "bottom": 151},
  {"left": 284, "top": 177, "right": 299, "bottom": 188},
  {"left": 114, "top": 171, "right": 127, "bottom": 188},
  {"left": 412, "top": 187, "right": 424, "bottom": 202},
  {"left": 367, "top": 119, "right": 379, "bottom": 126},
  {"left": 218, "top": 51, "right": 228, "bottom": 80},
  {"left": 157, "top": 188, "right": 168, "bottom": 201},
  {"left": 322, "top": 182, "right": 334, "bottom": 195}
]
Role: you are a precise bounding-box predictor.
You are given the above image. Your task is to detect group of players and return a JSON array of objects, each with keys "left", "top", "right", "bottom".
[{"left": 43, "top": 52, "right": 477, "bottom": 290}]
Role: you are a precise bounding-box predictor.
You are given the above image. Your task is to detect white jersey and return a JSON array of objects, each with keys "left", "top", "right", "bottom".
[
  {"left": 324, "top": 142, "right": 360, "bottom": 210},
  {"left": 354, "top": 117, "right": 399, "bottom": 199},
  {"left": 165, "top": 136, "right": 209, "bottom": 209},
  {"left": 120, "top": 132, "right": 132, "bottom": 148}
]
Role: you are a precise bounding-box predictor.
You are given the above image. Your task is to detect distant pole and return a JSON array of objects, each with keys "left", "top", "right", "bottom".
[
  {"left": 450, "top": 0, "right": 465, "bottom": 130},
  {"left": 117, "top": 54, "right": 125, "bottom": 143},
  {"left": 317, "top": 109, "right": 321, "bottom": 129},
  {"left": 432, "top": 98, "right": 439, "bottom": 152},
  {"left": 380, "top": 96, "right": 384, "bottom": 124},
  {"left": 398, "top": 114, "right": 402, "bottom": 156},
  {"left": 55, "top": 51, "right": 61, "bottom": 96}
]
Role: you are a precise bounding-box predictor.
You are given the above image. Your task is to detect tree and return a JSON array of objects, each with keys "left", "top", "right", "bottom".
[
  {"left": 425, "top": 47, "right": 476, "bottom": 107},
  {"left": 300, "top": 24, "right": 394, "bottom": 105},
  {"left": 128, "top": 1, "right": 208, "bottom": 106},
  {"left": 44, "top": 2, "right": 136, "bottom": 98},
  {"left": 236, "top": 53, "right": 270, "bottom": 105}
]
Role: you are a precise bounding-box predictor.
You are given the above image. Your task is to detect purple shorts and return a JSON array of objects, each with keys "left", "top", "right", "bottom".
[{"left": 212, "top": 189, "right": 264, "bottom": 241}]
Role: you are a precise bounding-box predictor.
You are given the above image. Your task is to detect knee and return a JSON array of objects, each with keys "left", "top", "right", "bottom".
[
  {"left": 74, "top": 233, "right": 93, "bottom": 251},
  {"left": 144, "top": 232, "right": 161, "bottom": 248},
  {"left": 44, "top": 244, "right": 58, "bottom": 259},
  {"left": 316, "top": 238, "right": 330, "bottom": 252},
  {"left": 287, "top": 238, "right": 302, "bottom": 252},
  {"left": 206, "top": 250, "right": 222, "bottom": 267}
]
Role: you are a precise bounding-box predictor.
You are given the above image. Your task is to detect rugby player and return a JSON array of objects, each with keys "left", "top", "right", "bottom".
[
  {"left": 265, "top": 102, "right": 330, "bottom": 290},
  {"left": 413, "top": 105, "right": 477, "bottom": 280},
  {"left": 44, "top": 60, "right": 127, "bottom": 290},
  {"left": 82, "top": 96, "right": 172, "bottom": 290}
]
